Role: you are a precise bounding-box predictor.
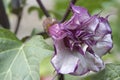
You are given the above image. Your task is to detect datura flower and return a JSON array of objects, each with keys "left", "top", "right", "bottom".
[{"left": 47, "top": 4, "right": 113, "bottom": 75}]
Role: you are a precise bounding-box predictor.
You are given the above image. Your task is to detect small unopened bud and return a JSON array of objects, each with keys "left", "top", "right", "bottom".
[{"left": 43, "top": 17, "right": 57, "bottom": 32}]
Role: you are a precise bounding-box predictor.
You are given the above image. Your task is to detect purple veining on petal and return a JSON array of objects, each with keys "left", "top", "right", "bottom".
[
  {"left": 62, "top": 15, "right": 79, "bottom": 30},
  {"left": 71, "top": 4, "right": 90, "bottom": 18},
  {"left": 48, "top": 4, "right": 113, "bottom": 76},
  {"left": 73, "top": 60, "right": 79, "bottom": 72},
  {"left": 48, "top": 24, "right": 67, "bottom": 40}
]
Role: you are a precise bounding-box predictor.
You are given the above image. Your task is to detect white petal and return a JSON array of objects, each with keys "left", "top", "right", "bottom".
[
  {"left": 92, "top": 34, "right": 113, "bottom": 57},
  {"left": 51, "top": 39, "right": 106, "bottom": 75},
  {"left": 52, "top": 40, "right": 79, "bottom": 74},
  {"left": 86, "top": 16, "right": 99, "bottom": 32},
  {"left": 85, "top": 52, "right": 105, "bottom": 72},
  {"left": 71, "top": 53, "right": 88, "bottom": 75}
]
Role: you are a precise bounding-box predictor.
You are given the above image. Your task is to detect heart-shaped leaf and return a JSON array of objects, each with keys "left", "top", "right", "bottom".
[{"left": 0, "top": 28, "right": 53, "bottom": 80}]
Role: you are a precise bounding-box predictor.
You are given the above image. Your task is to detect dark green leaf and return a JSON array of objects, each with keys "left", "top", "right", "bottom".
[
  {"left": 28, "top": 6, "right": 44, "bottom": 19},
  {"left": 83, "top": 63, "right": 120, "bottom": 80},
  {"left": 9, "top": 0, "right": 26, "bottom": 15}
]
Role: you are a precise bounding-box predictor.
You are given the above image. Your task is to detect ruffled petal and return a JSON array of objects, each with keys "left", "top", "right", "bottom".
[
  {"left": 71, "top": 4, "right": 90, "bottom": 22},
  {"left": 70, "top": 53, "right": 89, "bottom": 75},
  {"left": 48, "top": 24, "right": 67, "bottom": 40},
  {"left": 92, "top": 34, "right": 113, "bottom": 57},
  {"left": 85, "top": 52, "right": 105, "bottom": 72},
  {"left": 71, "top": 4, "right": 90, "bottom": 17},
  {"left": 49, "top": 4, "right": 113, "bottom": 76},
  {"left": 51, "top": 40, "right": 80, "bottom": 74},
  {"left": 70, "top": 51, "right": 104, "bottom": 75},
  {"left": 62, "top": 15, "right": 79, "bottom": 30},
  {"left": 84, "top": 16, "right": 99, "bottom": 32},
  {"left": 51, "top": 39, "right": 104, "bottom": 75},
  {"left": 95, "top": 17, "right": 112, "bottom": 37},
  {"left": 99, "top": 17, "right": 112, "bottom": 33}
]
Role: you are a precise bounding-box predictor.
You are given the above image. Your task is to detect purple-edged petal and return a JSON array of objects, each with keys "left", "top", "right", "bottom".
[
  {"left": 51, "top": 39, "right": 105, "bottom": 75},
  {"left": 62, "top": 15, "right": 79, "bottom": 30},
  {"left": 51, "top": 40, "right": 80, "bottom": 74},
  {"left": 71, "top": 52, "right": 104, "bottom": 75},
  {"left": 49, "top": 4, "right": 113, "bottom": 76},
  {"left": 85, "top": 52, "right": 105, "bottom": 72},
  {"left": 84, "top": 15, "right": 99, "bottom": 32},
  {"left": 71, "top": 4, "right": 90, "bottom": 22},
  {"left": 99, "top": 17, "right": 112, "bottom": 33},
  {"left": 92, "top": 34, "right": 113, "bottom": 57},
  {"left": 48, "top": 24, "right": 67, "bottom": 40},
  {"left": 70, "top": 54, "right": 89, "bottom": 75},
  {"left": 52, "top": 40, "right": 91, "bottom": 75},
  {"left": 71, "top": 4, "right": 90, "bottom": 17},
  {"left": 95, "top": 17, "right": 112, "bottom": 37}
]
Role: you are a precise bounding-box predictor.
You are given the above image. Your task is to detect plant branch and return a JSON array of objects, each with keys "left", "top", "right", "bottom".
[
  {"left": 36, "top": 0, "right": 50, "bottom": 17},
  {"left": 60, "top": 0, "right": 77, "bottom": 23},
  {"left": 58, "top": 73, "right": 64, "bottom": 80},
  {"left": 14, "top": 10, "right": 23, "bottom": 34}
]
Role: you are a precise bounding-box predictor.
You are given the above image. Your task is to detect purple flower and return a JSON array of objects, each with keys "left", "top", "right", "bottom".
[{"left": 48, "top": 5, "right": 113, "bottom": 75}]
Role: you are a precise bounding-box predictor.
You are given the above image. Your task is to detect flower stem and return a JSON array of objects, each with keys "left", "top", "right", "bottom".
[
  {"left": 36, "top": 0, "right": 50, "bottom": 17},
  {"left": 15, "top": 10, "right": 23, "bottom": 34},
  {"left": 60, "top": 0, "right": 77, "bottom": 23},
  {"left": 58, "top": 73, "right": 64, "bottom": 80}
]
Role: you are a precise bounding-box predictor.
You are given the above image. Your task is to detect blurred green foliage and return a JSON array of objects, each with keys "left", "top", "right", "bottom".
[
  {"left": 53, "top": 0, "right": 112, "bottom": 20},
  {"left": 9, "top": 0, "right": 26, "bottom": 15},
  {"left": 76, "top": 0, "right": 111, "bottom": 12},
  {"left": 112, "top": 4, "right": 120, "bottom": 51}
]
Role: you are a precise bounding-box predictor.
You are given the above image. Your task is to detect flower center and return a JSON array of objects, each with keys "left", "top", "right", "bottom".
[{"left": 63, "top": 29, "right": 95, "bottom": 54}]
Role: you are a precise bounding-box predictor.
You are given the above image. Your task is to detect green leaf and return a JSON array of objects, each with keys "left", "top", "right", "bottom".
[
  {"left": 0, "top": 28, "right": 22, "bottom": 52},
  {"left": 40, "top": 56, "right": 54, "bottom": 76},
  {"left": 28, "top": 6, "right": 44, "bottom": 19},
  {"left": 8, "top": 0, "right": 26, "bottom": 15},
  {"left": 31, "top": 28, "right": 40, "bottom": 37},
  {"left": 0, "top": 28, "right": 53, "bottom": 80},
  {"left": 85, "top": 63, "right": 120, "bottom": 80},
  {"left": 65, "top": 75, "right": 81, "bottom": 80},
  {"left": 30, "top": 29, "right": 49, "bottom": 39}
]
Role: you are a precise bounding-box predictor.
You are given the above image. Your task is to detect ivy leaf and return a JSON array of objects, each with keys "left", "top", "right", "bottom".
[
  {"left": 0, "top": 28, "right": 53, "bottom": 80},
  {"left": 83, "top": 63, "right": 120, "bottom": 80},
  {"left": 0, "top": 28, "right": 22, "bottom": 52}
]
